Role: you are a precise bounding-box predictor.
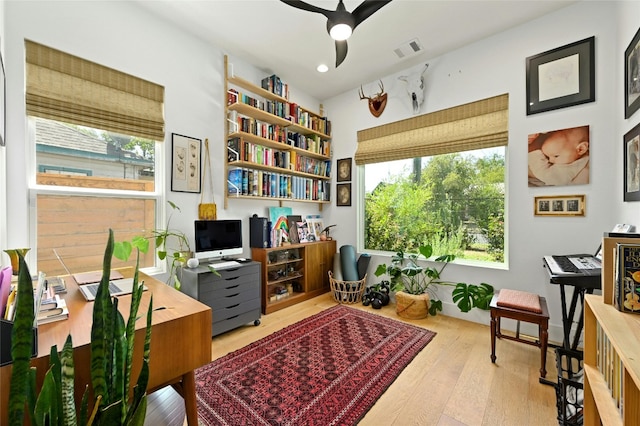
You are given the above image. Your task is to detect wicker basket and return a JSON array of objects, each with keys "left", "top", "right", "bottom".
[
  {"left": 328, "top": 271, "right": 366, "bottom": 304},
  {"left": 395, "top": 291, "right": 430, "bottom": 319}
]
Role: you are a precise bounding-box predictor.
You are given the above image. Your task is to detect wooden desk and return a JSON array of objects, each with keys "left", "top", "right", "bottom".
[{"left": 0, "top": 269, "right": 212, "bottom": 425}]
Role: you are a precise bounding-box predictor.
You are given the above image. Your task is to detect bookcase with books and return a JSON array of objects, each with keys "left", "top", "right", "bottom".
[
  {"left": 583, "top": 235, "right": 640, "bottom": 425},
  {"left": 224, "top": 55, "right": 332, "bottom": 210}
]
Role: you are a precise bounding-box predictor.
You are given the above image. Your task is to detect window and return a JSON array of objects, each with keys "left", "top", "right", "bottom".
[
  {"left": 25, "top": 41, "right": 165, "bottom": 275},
  {"left": 357, "top": 94, "right": 508, "bottom": 264}
]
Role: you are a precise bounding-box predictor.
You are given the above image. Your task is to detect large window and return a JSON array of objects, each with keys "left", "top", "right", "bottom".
[
  {"left": 357, "top": 94, "right": 508, "bottom": 265},
  {"left": 363, "top": 148, "right": 505, "bottom": 263},
  {"left": 25, "top": 41, "right": 165, "bottom": 275}
]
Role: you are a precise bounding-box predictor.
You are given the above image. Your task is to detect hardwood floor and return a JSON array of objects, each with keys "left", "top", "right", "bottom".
[{"left": 145, "top": 294, "right": 559, "bottom": 426}]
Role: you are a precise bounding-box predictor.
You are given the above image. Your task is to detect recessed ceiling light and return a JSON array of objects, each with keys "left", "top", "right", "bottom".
[{"left": 317, "top": 64, "right": 329, "bottom": 73}]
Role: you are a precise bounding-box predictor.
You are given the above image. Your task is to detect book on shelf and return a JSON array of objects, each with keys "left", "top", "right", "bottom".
[
  {"left": 614, "top": 243, "right": 640, "bottom": 313},
  {"left": 36, "top": 294, "right": 69, "bottom": 325}
]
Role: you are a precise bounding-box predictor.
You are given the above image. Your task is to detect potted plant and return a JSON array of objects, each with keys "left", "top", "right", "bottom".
[
  {"left": 152, "top": 200, "right": 192, "bottom": 288},
  {"left": 374, "top": 244, "right": 494, "bottom": 319},
  {"left": 8, "top": 229, "right": 152, "bottom": 425}
]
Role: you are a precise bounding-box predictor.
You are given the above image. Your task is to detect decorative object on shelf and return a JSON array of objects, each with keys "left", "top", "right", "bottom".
[
  {"left": 337, "top": 183, "right": 351, "bottom": 206},
  {"left": 625, "top": 26, "right": 640, "bottom": 119},
  {"left": 320, "top": 224, "right": 336, "bottom": 241},
  {"left": 3, "top": 248, "right": 30, "bottom": 275},
  {"left": 269, "top": 206, "right": 293, "bottom": 246},
  {"left": 336, "top": 157, "right": 352, "bottom": 182},
  {"left": 198, "top": 138, "right": 217, "bottom": 219},
  {"left": 171, "top": 133, "right": 202, "bottom": 193},
  {"left": 279, "top": 0, "right": 392, "bottom": 68},
  {"left": 624, "top": 121, "right": 640, "bottom": 201},
  {"left": 528, "top": 125, "right": 590, "bottom": 187},
  {"left": 187, "top": 257, "right": 200, "bottom": 269},
  {"left": 534, "top": 194, "right": 585, "bottom": 216},
  {"left": 374, "top": 244, "right": 493, "bottom": 317},
  {"left": 398, "top": 63, "right": 429, "bottom": 114},
  {"left": 306, "top": 215, "right": 324, "bottom": 241},
  {"left": 287, "top": 215, "right": 302, "bottom": 244},
  {"left": 358, "top": 80, "right": 387, "bottom": 117},
  {"left": 526, "top": 36, "right": 595, "bottom": 115}
]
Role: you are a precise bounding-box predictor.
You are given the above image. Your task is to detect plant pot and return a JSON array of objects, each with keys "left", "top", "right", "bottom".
[{"left": 395, "top": 291, "right": 430, "bottom": 319}]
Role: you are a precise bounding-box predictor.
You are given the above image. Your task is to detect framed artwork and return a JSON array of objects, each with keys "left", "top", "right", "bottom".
[
  {"left": 624, "top": 121, "right": 640, "bottom": 201},
  {"left": 171, "top": 133, "right": 201, "bottom": 193},
  {"left": 534, "top": 194, "right": 585, "bottom": 217},
  {"left": 337, "top": 183, "right": 351, "bottom": 206},
  {"left": 0, "top": 51, "right": 5, "bottom": 146},
  {"left": 527, "top": 125, "right": 590, "bottom": 187},
  {"left": 625, "top": 27, "right": 640, "bottom": 119},
  {"left": 526, "top": 36, "right": 595, "bottom": 115},
  {"left": 337, "top": 157, "right": 352, "bottom": 182}
]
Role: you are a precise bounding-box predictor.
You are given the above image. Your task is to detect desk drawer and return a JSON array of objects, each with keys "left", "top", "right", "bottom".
[{"left": 212, "top": 297, "right": 260, "bottom": 323}]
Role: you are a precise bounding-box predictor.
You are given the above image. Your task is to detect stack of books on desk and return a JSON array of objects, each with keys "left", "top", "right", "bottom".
[{"left": 36, "top": 294, "right": 68, "bottom": 324}]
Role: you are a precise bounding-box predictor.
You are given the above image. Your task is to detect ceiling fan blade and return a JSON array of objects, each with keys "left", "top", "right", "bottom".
[
  {"left": 335, "top": 40, "right": 348, "bottom": 68},
  {"left": 279, "top": 0, "right": 333, "bottom": 19},
  {"left": 352, "top": 0, "right": 393, "bottom": 29}
]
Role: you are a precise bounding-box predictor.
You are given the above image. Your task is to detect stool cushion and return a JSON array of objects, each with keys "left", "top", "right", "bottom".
[{"left": 496, "top": 289, "right": 542, "bottom": 314}]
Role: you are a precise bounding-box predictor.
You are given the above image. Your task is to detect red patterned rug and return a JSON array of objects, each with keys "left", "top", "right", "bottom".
[{"left": 195, "top": 305, "right": 436, "bottom": 425}]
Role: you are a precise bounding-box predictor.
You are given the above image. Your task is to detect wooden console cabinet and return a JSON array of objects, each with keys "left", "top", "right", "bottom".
[
  {"left": 252, "top": 240, "right": 336, "bottom": 314},
  {"left": 583, "top": 236, "right": 640, "bottom": 425},
  {"left": 180, "top": 261, "right": 261, "bottom": 336}
]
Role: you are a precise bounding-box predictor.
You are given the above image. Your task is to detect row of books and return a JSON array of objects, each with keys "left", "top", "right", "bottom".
[
  {"left": 228, "top": 168, "right": 331, "bottom": 201},
  {"left": 3, "top": 273, "right": 69, "bottom": 325},
  {"left": 613, "top": 243, "right": 640, "bottom": 314},
  {"left": 595, "top": 321, "right": 623, "bottom": 415},
  {"left": 286, "top": 132, "right": 331, "bottom": 157},
  {"left": 227, "top": 89, "right": 332, "bottom": 136},
  {"left": 261, "top": 74, "right": 288, "bottom": 99},
  {"left": 228, "top": 138, "right": 331, "bottom": 178}
]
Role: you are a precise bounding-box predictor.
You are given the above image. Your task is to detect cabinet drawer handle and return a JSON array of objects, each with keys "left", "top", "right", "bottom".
[
  {"left": 225, "top": 284, "right": 240, "bottom": 290},
  {"left": 226, "top": 315, "right": 239, "bottom": 320},
  {"left": 226, "top": 304, "right": 239, "bottom": 309},
  {"left": 226, "top": 293, "right": 239, "bottom": 298},
  {"left": 225, "top": 276, "right": 239, "bottom": 281}
]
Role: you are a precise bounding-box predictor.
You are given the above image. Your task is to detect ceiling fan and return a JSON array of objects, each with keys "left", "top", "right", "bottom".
[{"left": 280, "top": 0, "right": 392, "bottom": 68}]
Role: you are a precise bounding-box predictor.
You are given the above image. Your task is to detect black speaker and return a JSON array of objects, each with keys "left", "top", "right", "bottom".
[{"left": 250, "top": 214, "right": 270, "bottom": 248}]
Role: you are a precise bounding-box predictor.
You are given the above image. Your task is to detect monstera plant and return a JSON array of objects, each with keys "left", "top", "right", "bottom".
[
  {"left": 375, "top": 244, "right": 494, "bottom": 317},
  {"left": 8, "top": 229, "right": 153, "bottom": 426}
]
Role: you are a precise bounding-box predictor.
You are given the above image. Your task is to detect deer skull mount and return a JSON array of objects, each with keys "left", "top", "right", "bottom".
[{"left": 359, "top": 80, "right": 387, "bottom": 118}]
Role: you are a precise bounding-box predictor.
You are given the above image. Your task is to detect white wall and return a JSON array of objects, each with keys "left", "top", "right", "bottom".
[
  {"left": 323, "top": 1, "right": 640, "bottom": 342},
  {"left": 3, "top": 1, "right": 639, "bottom": 342}
]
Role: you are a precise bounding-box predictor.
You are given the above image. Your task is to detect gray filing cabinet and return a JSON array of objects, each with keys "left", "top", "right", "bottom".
[{"left": 179, "top": 261, "right": 261, "bottom": 336}]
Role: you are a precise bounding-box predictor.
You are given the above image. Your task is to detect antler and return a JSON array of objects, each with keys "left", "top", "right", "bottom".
[
  {"left": 359, "top": 85, "right": 371, "bottom": 100},
  {"left": 376, "top": 80, "right": 384, "bottom": 96}
]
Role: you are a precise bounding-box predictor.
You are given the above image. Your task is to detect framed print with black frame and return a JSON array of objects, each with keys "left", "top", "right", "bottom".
[
  {"left": 534, "top": 194, "right": 585, "bottom": 217},
  {"left": 336, "top": 183, "right": 351, "bottom": 206},
  {"left": 171, "top": 133, "right": 202, "bottom": 193},
  {"left": 624, "top": 121, "right": 640, "bottom": 201},
  {"left": 625, "top": 26, "right": 640, "bottom": 119},
  {"left": 526, "top": 36, "right": 595, "bottom": 115},
  {"left": 337, "top": 158, "right": 352, "bottom": 182}
]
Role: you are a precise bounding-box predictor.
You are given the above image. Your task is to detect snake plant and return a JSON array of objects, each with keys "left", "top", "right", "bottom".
[{"left": 8, "top": 229, "right": 152, "bottom": 425}]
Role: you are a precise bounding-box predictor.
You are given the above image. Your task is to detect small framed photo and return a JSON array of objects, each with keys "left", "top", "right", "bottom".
[
  {"left": 526, "top": 36, "right": 595, "bottom": 115},
  {"left": 534, "top": 194, "right": 585, "bottom": 216},
  {"left": 337, "top": 183, "right": 351, "bottom": 206},
  {"left": 171, "top": 133, "right": 202, "bottom": 193},
  {"left": 624, "top": 121, "right": 640, "bottom": 201},
  {"left": 625, "top": 27, "right": 640, "bottom": 119},
  {"left": 337, "top": 158, "right": 352, "bottom": 182}
]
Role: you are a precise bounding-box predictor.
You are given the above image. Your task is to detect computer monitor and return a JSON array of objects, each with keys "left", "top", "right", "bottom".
[{"left": 194, "top": 219, "right": 243, "bottom": 260}]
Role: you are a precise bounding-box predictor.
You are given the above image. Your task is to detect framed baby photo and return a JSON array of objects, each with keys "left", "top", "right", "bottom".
[
  {"left": 336, "top": 183, "right": 351, "bottom": 206},
  {"left": 625, "top": 26, "right": 640, "bottom": 119},
  {"left": 337, "top": 158, "right": 352, "bottom": 182},
  {"left": 526, "top": 36, "right": 595, "bottom": 115},
  {"left": 623, "top": 121, "right": 640, "bottom": 201},
  {"left": 534, "top": 194, "right": 585, "bottom": 217}
]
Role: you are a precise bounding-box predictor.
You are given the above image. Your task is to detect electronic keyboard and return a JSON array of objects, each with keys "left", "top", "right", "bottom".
[{"left": 543, "top": 254, "right": 601, "bottom": 277}]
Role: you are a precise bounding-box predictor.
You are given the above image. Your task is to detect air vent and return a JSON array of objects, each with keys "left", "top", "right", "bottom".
[{"left": 393, "top": 38, "right": 424, "bottom": 59}]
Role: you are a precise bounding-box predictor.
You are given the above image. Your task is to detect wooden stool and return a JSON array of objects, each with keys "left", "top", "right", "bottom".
[{"left": 490, "top": 290, "right": 550, "bottom": 383}]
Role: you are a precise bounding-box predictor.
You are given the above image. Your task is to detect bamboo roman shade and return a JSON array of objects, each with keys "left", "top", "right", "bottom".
[
  {"left": 355, "top": 93, "right": 508, "bottom": 165},
  {"left": 25, "top": 40, "right": 165, "bottom": 141}
]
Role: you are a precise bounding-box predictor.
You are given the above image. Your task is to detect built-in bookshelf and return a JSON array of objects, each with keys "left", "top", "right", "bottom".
[
  {"left": 583, "top": 235, "right": 640, "bottom": 425},
  {"left": 223, "top": 55, "right": 332, "bottom": 209}
]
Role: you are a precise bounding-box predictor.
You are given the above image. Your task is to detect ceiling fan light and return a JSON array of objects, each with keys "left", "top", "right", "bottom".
[{"left": 329, "top": 23, "right": 352, "bottom": 41}]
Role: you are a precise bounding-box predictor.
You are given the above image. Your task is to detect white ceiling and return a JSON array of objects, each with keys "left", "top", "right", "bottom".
[{"left": 133, "top": 0, "right": 577, "bottom": 101}]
